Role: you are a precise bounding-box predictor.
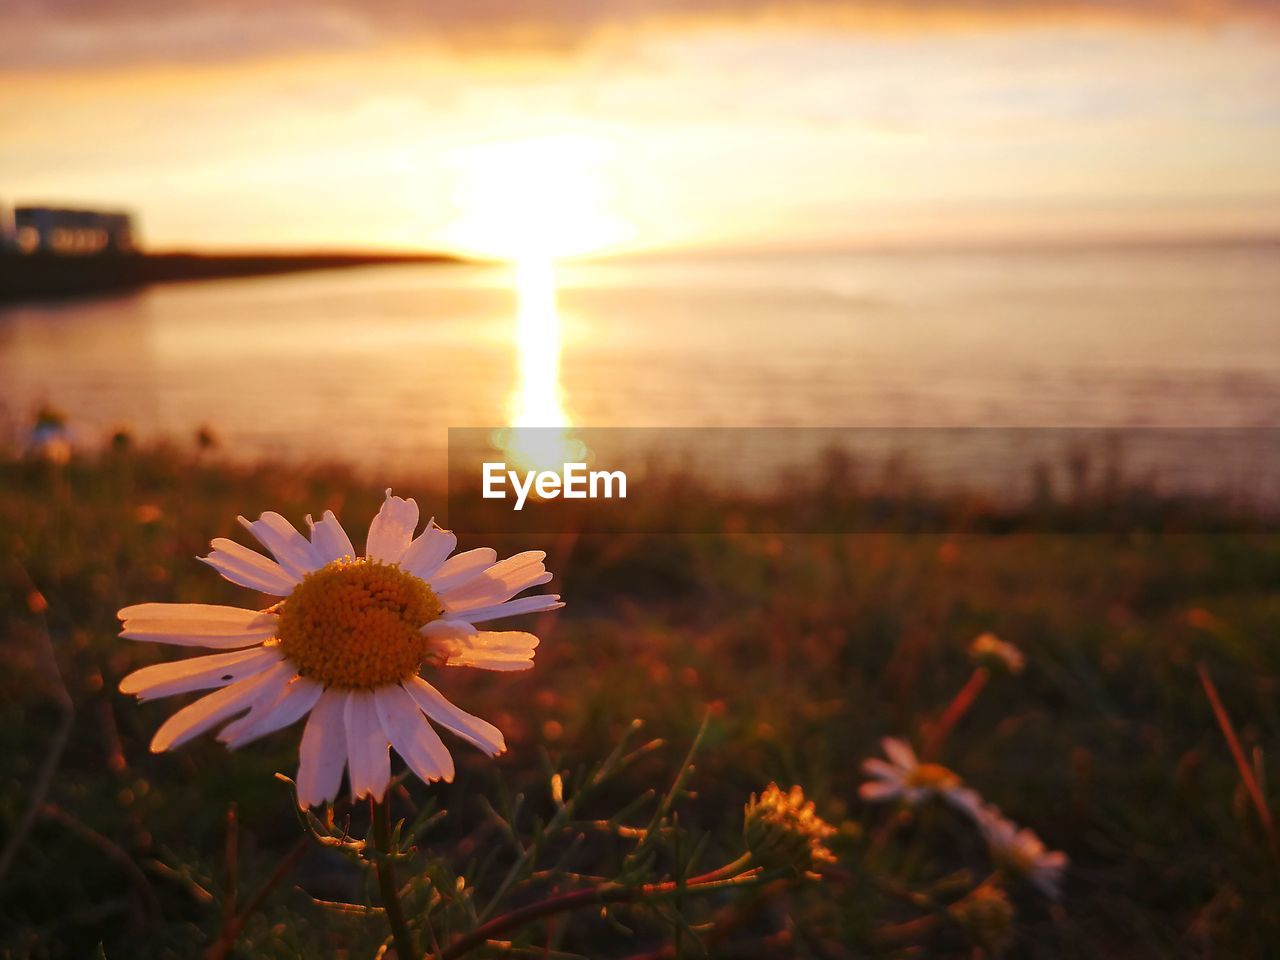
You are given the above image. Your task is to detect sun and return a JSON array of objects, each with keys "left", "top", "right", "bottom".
[
  {"left": 441, "top": 132, "right": 634, "bottom": 261},
  {"left": 443, "top": 131, "right": 622, "bottom": 473}
]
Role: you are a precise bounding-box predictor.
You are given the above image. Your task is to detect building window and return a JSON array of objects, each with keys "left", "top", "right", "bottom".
[{"left": 16, "top": 226, "right": 39, "bottom": 254}]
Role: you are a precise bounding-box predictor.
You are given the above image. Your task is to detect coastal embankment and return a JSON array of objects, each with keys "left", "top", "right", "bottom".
[{"left": 0, "top": 250, "right": 462, "bottom": 303}]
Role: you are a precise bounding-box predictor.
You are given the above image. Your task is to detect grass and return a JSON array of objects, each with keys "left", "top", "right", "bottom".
[{"left": 1, "top": 441, "right": 1278, "bottom": 958}]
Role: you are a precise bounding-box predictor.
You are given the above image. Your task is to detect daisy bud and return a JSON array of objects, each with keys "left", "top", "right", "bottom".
[
  {"left": 743, "top": 783, "right": 836, "bottom": 873},
  {"left": 968, "top": 633, "right": 1026, "bottom": 676},
  {"left": 949, "top": 883, "right": 1016, "bottom": 956}
]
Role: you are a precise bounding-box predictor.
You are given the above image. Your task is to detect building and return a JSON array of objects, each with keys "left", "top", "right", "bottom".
[{"left": 0, "top": 204, "right": 136, "bottom": 255}]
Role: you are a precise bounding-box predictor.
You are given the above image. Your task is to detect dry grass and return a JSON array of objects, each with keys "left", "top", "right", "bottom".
[{"left": 1, "top": 443, "right": 1278, "bottom": 958}]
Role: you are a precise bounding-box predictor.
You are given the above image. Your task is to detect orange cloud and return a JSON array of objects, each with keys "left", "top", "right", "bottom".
[{"left": 4, "top": 0, "right": 1279, "bottom": 72}]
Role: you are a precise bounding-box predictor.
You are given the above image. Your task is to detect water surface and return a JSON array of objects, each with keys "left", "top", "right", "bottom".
[{"left": 2, "top": 242, "right": 1277, "bottom": 475}]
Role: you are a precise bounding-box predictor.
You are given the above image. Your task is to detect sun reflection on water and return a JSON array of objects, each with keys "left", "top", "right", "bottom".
[
  {"left": 495, "top": 255, "right": 584, "bottom": 473},
  {"left": 511, "top": 255, "right": 566, "bottom": 430},
  {"left": 442, "top": 131, "right": 631, "bottom": 474}
]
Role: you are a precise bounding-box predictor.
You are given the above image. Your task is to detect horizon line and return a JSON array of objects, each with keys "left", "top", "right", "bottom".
[{"left": 124, "top": 228, "right": 1280, "bottom": 265}]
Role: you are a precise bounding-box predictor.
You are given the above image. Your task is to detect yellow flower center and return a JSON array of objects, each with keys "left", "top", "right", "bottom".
[
  {"left": 276, "top": 558, "right": 444, "bottom": 689},
  {"left": 905, "top": 763, "right": 961, "bottom": 791}
]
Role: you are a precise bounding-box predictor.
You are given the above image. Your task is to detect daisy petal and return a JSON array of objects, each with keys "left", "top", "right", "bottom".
[
  {"left": 421, "top": 619, "right": 478, "bottom": 641},
  {"left": 881, "top": 737, "right": 918, "bottom": 769},
  {"left": 440, "top": 551, "right": 552, "bottom": 612},
  {"left": 448, "top": 594, "right": 563, "bottom": 626},
  {"left": 366, "top": 490, "right": 419, "bottom": 563},
  {"left": 221, "top": 660, "right": 294, "bottom": 720},
  {"left": 399, "top": 520, "right": 457, "bottom": 582},
  {"left": 118, "top": 603, "right": 278, "bottom": 648},
  {"left": 307, "top": 510, "right": 355, "bottom": 564},
  {"left": 448, "top": 657, "right": 533, "bottom": 672},
  {"left": 946, "top": 787, "right": 984, "bottom": 820},
  {"left": 469, "top": 631, "right": 541, "bottom": 656},
  {"left": 447, "top": 631, "right": 539, "bottom": 672},
  {"left": 296, "top": 689, "right": 349, "bottom": 808},
  {"left": 374, "top": 684, "right": 454, "bottom": 784},
  {"left": 238, "top": 512, "right": 324, "bottom": 580},
  {"left": 200, "top": 538, "right": 297, "bottom": 596},
  {"left": 859, "top": 781, "right": 903, "bottom": 802},
  {"left": 120, "top": 645, "right": 283, "bottom": 701},
  {"left": 149, "top": 666, "right": 284, "bottom": 752},
  {"left": 904, "top": 786, "right": 931, "bottom": 805},
  {"left": 344, "top": 690, "right": 391, "bottom": 801},
  {"left": 427, "top": 548, "right": 497, "bottom": 595},
  {"left": 978, "top": 809, "right": 1017, "bottom": 846},
  {"left": 219, "top": 674, "right": 324, "bottom": 749},
  {"left": 404, "top": 676, "right": 505, "bottom": 755},
  {"left": 861, "top": 758, "right": 903, "bottom": 781},
  {"left": 1033, "top": 854, "right": 1069, "bottom": 899}
]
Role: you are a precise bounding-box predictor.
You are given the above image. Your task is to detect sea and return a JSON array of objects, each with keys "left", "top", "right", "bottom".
[{"left": 2, "top": 240, "right": 1278, "bottom": 498}]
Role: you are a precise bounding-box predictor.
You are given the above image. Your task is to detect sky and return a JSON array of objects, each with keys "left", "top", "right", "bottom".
[{"left": 3, "top": 1, "right": 1280, "bottom": 257}]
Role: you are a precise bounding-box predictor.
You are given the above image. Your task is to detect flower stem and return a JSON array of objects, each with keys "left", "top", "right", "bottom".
[
  {"left": 441, "top": 866, "right": 769, "bottom": 960},
  {"left": 371, "top": 796, "right": 419, "bottom": 960},
  {"left": 204, "top": 835, "right": 308, "bottom": 960},
  {"left": 924, "top": 667, "right": 989, "bottom": 759},
  {"left": 687, "top": 851, "right": 753, "bottom": 884},
  {"left": 1198, "top": 662, "right": 1278, "bottom": 853}
]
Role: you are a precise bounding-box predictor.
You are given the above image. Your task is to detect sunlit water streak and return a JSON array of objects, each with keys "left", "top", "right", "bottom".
[
  {"left": 496, "top": 256, "right": 585, "bottom": 473},
  {"left": 511, "top": 256, "right": 568, "bottom": 430}
]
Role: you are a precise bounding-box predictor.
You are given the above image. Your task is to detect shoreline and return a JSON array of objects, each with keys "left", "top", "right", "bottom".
[{"left": 0, "top": 250, "right": 467, "bottom": 304}]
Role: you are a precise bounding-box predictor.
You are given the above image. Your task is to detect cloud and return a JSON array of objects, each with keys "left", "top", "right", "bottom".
[{"left": 4, "top": 0, "right": 1279, "bottom": 71}]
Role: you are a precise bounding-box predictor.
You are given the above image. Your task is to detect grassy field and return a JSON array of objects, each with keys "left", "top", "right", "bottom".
[{"left": 1, "top": 442, "right": 1278, "bottom": 958}]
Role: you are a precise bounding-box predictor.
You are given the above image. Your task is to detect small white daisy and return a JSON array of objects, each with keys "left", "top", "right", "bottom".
[
  {"left": 859, "top": 737, "right": 982, "bottom": 816},
  {"left": 976, "top": 806, "right": 1068, "bottom": 900},
  {"left": 117, "top": 491, "right": 563, "bottom": 808}
]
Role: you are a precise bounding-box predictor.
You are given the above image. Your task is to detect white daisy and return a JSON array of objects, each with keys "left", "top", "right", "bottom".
[
  {"left": 859, "top": 737, "right": 982, "bottom": 817},
  {"left": 976, "top": 806, "right": 1068, "bottom": 900},
  {"left": 117, "top": 490, "right": 563, "bottom": 808}
]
